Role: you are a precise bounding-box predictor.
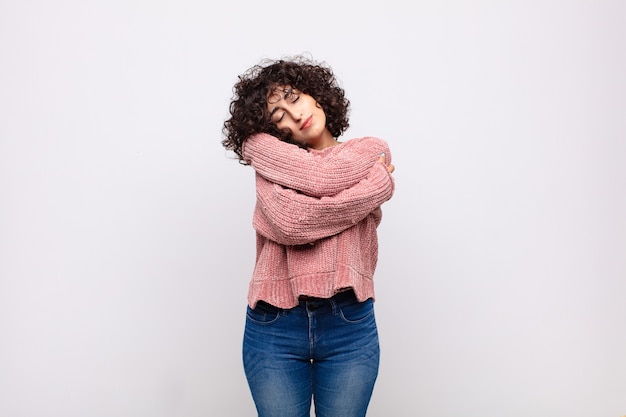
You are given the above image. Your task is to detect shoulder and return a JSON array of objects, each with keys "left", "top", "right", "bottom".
[
  {"left": 340, "top": 136, "right": 391, "bottom": 154},
  {"left": 344, "top": 136, "right": 389, "bottom": 148}
]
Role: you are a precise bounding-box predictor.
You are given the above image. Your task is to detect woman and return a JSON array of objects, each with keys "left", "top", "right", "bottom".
[{"left": 221, "top": 54, "right": 395, "bottom": 417}]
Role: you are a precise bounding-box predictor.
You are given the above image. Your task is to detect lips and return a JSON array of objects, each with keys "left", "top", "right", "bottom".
[{"left": 300, "top": 116, "right": 312, "bottom": 130}]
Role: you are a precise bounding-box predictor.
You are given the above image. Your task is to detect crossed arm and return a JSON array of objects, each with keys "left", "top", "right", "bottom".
[
  {"left": 252, "top": 160, "right": 395, "bottom": 245},
  {"left": 242, "top": 133, "right": 393, "bottom": 197},
  {"left": 245, "top": 134, "right": 396, "bottom": 245}
]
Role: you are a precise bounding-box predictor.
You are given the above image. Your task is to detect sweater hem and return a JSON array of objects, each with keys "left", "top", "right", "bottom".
[{"left": 247, "top": 266, "right": 375, "bottom": 309}]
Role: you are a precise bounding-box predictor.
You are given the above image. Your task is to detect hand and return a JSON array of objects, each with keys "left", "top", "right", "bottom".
[{"left": 379, "top": 154, "right": 395, "bottom": 174}]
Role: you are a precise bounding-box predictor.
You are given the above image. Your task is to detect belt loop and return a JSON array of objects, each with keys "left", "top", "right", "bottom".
[{"left": 329, "top": 294, "right": 340, "bottom": 316}]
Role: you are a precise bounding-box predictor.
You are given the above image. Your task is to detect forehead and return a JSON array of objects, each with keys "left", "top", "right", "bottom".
[{"left": 267, "top": 85, "right": 293, "bottom": 104}]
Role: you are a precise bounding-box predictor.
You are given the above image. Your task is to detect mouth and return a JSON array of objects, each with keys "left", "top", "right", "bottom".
[{"left": 300, "top": 116, "right": 312, "bottom": 130}]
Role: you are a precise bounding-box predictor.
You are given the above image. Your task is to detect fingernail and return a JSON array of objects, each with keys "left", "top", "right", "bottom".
[{"left": 380, "top": 152, "right": 385, "bottom": 157}]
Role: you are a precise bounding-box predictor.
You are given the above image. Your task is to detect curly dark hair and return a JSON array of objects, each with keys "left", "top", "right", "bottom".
[{"left": 221, "top": 54, "right": 350, "bottom": 164}]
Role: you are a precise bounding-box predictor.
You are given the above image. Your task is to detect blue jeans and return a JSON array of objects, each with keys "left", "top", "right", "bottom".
[{"left": 242, "top": 290, "right": 380, "bottom": 417}]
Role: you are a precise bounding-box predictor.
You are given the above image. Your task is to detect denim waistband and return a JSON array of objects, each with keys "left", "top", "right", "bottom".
[
  {"left": 298, "top": 288, "right": 356, "bottom": 304},
  {"left": 255, "top": 289, "right": 358, "bottom": 312}
]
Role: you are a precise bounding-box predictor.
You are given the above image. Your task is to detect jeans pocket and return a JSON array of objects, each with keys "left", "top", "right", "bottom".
[
  {"left": 338, "top": 298, "right": 375, "bottom": 324},
  {"left": 246, "top": 301, "right": 282, "bottom": 325}
]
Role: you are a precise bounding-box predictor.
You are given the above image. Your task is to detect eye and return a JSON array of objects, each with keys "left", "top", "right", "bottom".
[
  {"left": 284, "top": 88, "right": 299, "bottom": 103},
  {"left": 268, "top": 87, "right": 300, "bottom": 124},
  {"left": 271, "top": 111, "right": 286, "bottom": 123}
]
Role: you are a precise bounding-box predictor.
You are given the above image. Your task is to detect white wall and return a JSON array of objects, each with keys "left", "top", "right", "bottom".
[{"left": 1, "top": 1, "right": 624, "bottom": 416}]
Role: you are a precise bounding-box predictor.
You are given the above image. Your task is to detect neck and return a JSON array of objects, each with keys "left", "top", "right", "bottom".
[{"left": 310, "top": 131, "right": 339, "bottom": 150}]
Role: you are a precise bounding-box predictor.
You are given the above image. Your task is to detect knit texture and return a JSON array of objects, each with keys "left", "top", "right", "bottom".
[
  {"left": 245, "top": 135, "right": 395, "bottom": 309},
  {"left": 243, "top": 133, "right": 393, "bottom": 197}
]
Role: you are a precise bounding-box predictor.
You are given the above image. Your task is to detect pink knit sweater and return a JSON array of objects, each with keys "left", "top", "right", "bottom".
[{"left": 242, "top": 133, "right": 395, "bottom": 309}]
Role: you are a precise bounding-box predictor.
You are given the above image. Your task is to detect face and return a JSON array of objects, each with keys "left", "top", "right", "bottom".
[{"left": 267, "top": 85, "right": 336, "bottom": 149}]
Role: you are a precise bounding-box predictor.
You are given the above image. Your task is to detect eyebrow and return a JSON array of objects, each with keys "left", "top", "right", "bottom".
[
  {"left": 267, "top": 91, "right": 281, "bottom": 118},
  {"left": 267, "top": 86, "right": 294, "bottom": 118}
]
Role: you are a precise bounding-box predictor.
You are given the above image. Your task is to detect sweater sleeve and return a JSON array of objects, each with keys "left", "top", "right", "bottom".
[
  {"left": 252, "top": 161, "right": 395, "bottom": 246},
  {"left": 242, "top": 133, "right": 391, "bottom": 197}
]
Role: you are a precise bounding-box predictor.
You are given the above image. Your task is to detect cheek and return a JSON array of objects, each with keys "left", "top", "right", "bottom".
[
  {"left": 274, "top": 122, "right": 295, "bottom": 138},
  {"left": 281, "top": 114, "right": 301, "bottom": 128}
]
